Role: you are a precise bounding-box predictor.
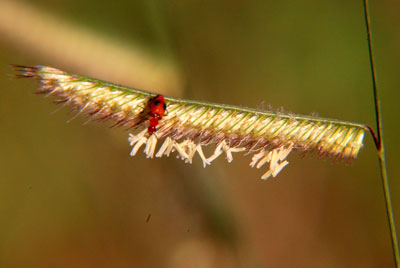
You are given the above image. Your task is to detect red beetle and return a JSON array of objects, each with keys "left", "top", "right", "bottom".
[{"left": 147, "top": 95, "right": 167, "bottom": 135}]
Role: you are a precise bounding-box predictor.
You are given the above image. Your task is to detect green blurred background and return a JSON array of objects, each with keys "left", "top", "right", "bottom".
[{"left": 0, "top": 0, "right": 399, "bottom": 267}]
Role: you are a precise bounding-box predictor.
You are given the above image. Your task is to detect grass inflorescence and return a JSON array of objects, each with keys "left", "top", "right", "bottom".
[{"left": 13, "top": 65, "right": 368, "bottom": 180}]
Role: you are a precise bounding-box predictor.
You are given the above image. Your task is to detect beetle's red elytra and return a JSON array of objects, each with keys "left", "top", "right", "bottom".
[{"left": 147, "top": 95, "right": 167, "bottom": 135}]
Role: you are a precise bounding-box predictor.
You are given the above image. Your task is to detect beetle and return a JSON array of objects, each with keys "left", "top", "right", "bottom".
[{"left": 147, "top": 95, "right": 167, "bottom": 135}]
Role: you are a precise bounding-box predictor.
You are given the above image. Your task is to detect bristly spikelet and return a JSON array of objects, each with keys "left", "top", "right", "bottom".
[{"left": 13, "top": 65, "right": 368, "bottom": 180}]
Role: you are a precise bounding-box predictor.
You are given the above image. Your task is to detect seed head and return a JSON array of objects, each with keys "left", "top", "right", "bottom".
[{"left": 13, "top": 65, "right": 367, "bottom": 180}]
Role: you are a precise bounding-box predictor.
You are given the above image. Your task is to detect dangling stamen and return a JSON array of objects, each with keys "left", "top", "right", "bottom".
[{"left": 144, "top": 134, "right": 158, "bottom": 158}]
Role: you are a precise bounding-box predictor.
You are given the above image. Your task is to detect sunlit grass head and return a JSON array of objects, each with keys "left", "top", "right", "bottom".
[{"left": 14, "top": 65, "right": 367, "bottom": 180}]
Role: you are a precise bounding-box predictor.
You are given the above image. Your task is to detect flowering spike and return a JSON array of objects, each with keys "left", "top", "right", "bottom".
[{"left": 14, "top": 65, "right": 369, "bottom": 180}]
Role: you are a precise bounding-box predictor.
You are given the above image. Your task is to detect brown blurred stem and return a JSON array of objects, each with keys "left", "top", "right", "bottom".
[{"left": 362, "top": 0, "right": 400, "bottom": 266}]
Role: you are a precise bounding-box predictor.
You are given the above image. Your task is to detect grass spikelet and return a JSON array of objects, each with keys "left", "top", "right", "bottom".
[{"left": 13, "top": 65, "right": 369, "bottom": 180}]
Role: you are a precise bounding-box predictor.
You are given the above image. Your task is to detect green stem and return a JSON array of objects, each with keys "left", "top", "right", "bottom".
[
  {"left": 378, "top": 147, "right": 400, "bottom": 267},
  {"left": 362, "top": 0, "right": 400, "bottom": 266}
]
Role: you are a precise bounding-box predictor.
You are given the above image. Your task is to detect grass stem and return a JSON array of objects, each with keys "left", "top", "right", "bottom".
[{"left": 362, "top": 0, "right": 400, "bottom": 266}]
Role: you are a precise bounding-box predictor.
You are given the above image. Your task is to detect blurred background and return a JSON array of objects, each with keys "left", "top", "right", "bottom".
[{"left": 0, "top": 0, "right": 399, "bottom": 267}]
